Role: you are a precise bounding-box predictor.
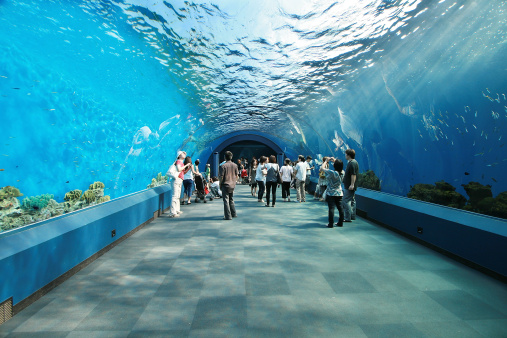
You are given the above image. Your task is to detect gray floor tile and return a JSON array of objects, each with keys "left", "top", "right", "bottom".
[
  {"left": 68, "top": 331, "right": 131, "bottom": 337},
  {"left": 201, "top": 274, "right": 246, "bottom": 297},
  {"left": 107, "top": 275, "right": 165, "bottom": 298},
  {"left": 425, "top": 290, "right": 506, "bottom": 320},
  {"left": 466, "top": 318, "right": 507, "bottom": 337},
  {"left": 155, "top": 274, "right": 204, "bottom": 297},
  {"left": 74, "top": 297, "right": 150, "bottom": 331},
  {"left": 285, "top": 273, "right": 336, "bottom": 296},
  {"left": 191, "top": 296, "right": 247, "bottom": 329},
  {"left": 129, "top": 258, "right": 176, "bottom": 275},
  {"left": 358, "top": 271, "right": 418, "bottom": 292},
  {"left": 12, "top": 296, "right": 101, "bottom": 332},
  {"left": 396, "top": 270, "right": 459, "bottom": 291},
  {"left": 132, "top": 297, "right": 199, "bottom": 331},
  {"left": 322, "top": 272, "right": 377, "bottom": 293},
  {"left": 412, "top": 320, "right": 482, "bottom": 337},
  {"left": 128, "top": 331, "right": 189, "bottom": 338},
  {"left": 360, "top": 323, "right": 426, "bottom": 338},
  {"left": 246, "top": 273, "right": 291, "bottom": 296}
]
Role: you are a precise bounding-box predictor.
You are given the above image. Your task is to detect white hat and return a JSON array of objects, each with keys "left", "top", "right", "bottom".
[{"left": 177, "top": 151, "right": 186, "bottom": 158}]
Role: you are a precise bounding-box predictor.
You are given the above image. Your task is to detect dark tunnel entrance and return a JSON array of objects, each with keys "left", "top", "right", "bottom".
[{"left": 218, "top": 140, "right": 277, "bottom": 166}]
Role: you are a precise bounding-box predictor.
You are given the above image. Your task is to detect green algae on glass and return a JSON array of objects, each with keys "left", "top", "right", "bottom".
[{"left": 356, "top": 170, "right": 381, "bottom": 191}]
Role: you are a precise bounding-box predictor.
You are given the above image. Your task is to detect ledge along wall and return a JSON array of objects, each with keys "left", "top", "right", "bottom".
[
  {"left": 0, "top": 184, "right": 172, "bottom": 321},
  {"left": 355, "top": 188, "right": 507, "bottom": 280}
]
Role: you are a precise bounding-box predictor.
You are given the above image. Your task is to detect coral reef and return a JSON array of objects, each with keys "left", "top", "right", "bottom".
[
  {"left": 356, "top": 170, "right": 381, "bottom": 191},
  {"left": 0, "top": 181, "right": 112, "bottom": 233},
  {"left": 82, "top": 190, "right": 97, "bottom": 203},
  {"left": 408, "top": 181, "right": 467, "bottom": 209},
  {"left": 89, "top": 181, "right": 105, "bottom": 190},
  {"left": 64, "top": 189, "right": 82, "bottom": 201},
  {"left": 98, "top": 195, "right": 110, "bottom": 203},
  {"left": 462, "top": 182, "right": 493, "bottom": 209},
  {"left": 147, "top": 173, "right": 167, "bottom": 188},
  {"left": 0, "top": 186, "right": 23, "bottom": 200},
  {"left": 21, "top": 194, "right": 54, "bottom": 212}
]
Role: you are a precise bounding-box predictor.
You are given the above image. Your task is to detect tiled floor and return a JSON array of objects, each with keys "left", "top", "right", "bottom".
[{"left": 1, "top": 185, "right": 506, "bottom": 337}]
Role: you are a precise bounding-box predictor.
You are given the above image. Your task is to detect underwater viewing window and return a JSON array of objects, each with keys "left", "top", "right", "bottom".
[{"left": 1, "top": 0, "right": 506, "bottom": 233}]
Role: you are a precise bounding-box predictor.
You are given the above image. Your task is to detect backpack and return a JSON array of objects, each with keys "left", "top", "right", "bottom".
[{"left": 167, "top": 164, "right": 179, "bottom": 180}]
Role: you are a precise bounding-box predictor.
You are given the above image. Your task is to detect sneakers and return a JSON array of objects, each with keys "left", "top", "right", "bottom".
[
  {"left": 177, "top": 211, "right": 183, "bottom": 214},
  {"left": 288, "top": 197, "right": 291, "bottom": 202},
  {"left": 169, "top": 213, "right": 180, "bottom": 218}
]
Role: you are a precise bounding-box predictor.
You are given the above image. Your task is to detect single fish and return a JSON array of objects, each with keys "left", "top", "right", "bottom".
[
  {"left": 0, "top": 169, "right": 4, "bottom": 171},
  {"left": 492, "top": 178, "right": 497, "bottom": 182},
  {"left": 464, "top": 172, "right": 470, "bottom": 175}
]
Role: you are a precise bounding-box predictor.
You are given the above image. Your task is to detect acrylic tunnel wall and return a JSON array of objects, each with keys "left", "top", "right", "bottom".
[{"left": 1, "top": 0, "right": 507, "bottom": 233}]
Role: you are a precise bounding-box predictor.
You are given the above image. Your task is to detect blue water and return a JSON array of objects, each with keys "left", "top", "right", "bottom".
[{"left": 1, "top": 0, "right": 506, "bottom": 204}]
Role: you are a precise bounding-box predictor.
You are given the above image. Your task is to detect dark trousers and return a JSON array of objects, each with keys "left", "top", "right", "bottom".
[
  {"left": 265, "top": 181, "right": 278, "bottom": 206},
  {"left": 257, "top": 180, "right": 265, "bottom": 201},
  {"left": 327, "top": 195, "right": 344, "bottom": 227},
  {"left": 183, "top": 179, "right": 193, "bottom": 198},
  {"left": 281, "top": 181, "right": 291, "bottom": 198},
  {"left": 223, "top": 191, "right": 236, "bottom": 219}
]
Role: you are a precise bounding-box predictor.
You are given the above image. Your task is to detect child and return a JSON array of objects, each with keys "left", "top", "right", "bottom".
[{"left": 209, "top": 176, "right": 222, "bottom": 198}]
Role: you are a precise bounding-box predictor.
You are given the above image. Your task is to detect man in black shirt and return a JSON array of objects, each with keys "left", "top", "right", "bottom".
[{"left": 343, "top": 149, "right": 359, "bottom": 222}]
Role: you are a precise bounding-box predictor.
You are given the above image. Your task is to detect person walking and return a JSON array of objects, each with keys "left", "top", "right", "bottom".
[
  {"left": 280, "top": 158, "right": 293, "bottom": 202},
  {"left": 321, "top": 157, "right": 345, "bottom": 228},
  {"left": 293, "top": 155, "right": 307, "bottom": 202},
  {"left": 169, "top": 151, "right": 192, "bottom": 217},
  {"left": 249, "top": 158, "right": 258, "bottom": 197},
  {"left": 264, "top": 155, "right": 280, "bottom": 207},
  {"left": 256, "top": 156, "right": 268, "bottom": 203},
  {"left": 219, "top": 151, "right": 239, "bottom": 220},
  {"left": 343, "top": 149, "right": 359, "bottom": 222}
]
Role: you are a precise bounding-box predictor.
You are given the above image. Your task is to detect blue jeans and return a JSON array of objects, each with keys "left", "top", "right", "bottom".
[
  {"left": 342, "top": 189, "right": 356, "bottom": 221},
  {"left": 183, "top": 179, "right": 193, "bottom": 200}
]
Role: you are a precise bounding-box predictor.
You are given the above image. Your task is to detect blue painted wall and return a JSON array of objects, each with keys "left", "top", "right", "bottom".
[
  {"left": 356, "top": 189, "right": 507, "bottom": 278},
  {"left": 0, "top": 185, "right": 171, "bottom": 306}
]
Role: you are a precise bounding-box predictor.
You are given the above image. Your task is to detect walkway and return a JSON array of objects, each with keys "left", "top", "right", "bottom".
[{"left": 1, "top": 185, "right": 506, "bottom": 337}]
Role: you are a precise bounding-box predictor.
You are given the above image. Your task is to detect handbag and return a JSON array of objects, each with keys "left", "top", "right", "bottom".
[
  {"left": 276, "top": 165, "right": 283, "bottom": 184},
  {"left": 167, "top": 164, "right": 179, "bottom": 180}
]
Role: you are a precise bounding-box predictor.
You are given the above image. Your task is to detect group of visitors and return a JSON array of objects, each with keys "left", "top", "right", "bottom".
[
  {"left": 245, "top": 149, "right": 358, "bottom": 227},
  {"left": 168, "top": 148, "right": 359, "bottom": 228}
]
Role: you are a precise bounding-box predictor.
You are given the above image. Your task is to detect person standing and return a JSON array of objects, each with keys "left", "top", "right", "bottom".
[
  {"left": 219, "top": 151, "right": 239, "bottom": 220},
  {"left": 280, "top": 158, "right": 293, "bottom": 202},
  {"left": 293, "top": 155, "right": 307, "bottom": 202},
  {"left": 169, "top": 151, "right": 191, "bottom": 217},
  {"left": 249, "top": 158, "right": 258, "bottom": 197},
  {"left": 256, "top": 156, "right": 268, "bottom": 203},
  {"left": 321, "top": 158, "right": 345, "bottom": 228},
  {"left": 305, "top": 155, "right": 314, "bottom": 194},
  {"left": 264, "top": 155, "right": 280, "bottom": 207},
  {"left": 343, "top": 149, "right": 359, "bottom": 222},
  {"left": 182, "top": 156, "right": 197, "bottom": 205},
  {"left": 317, "top": 157, "right": 329, "bottom": 201}
]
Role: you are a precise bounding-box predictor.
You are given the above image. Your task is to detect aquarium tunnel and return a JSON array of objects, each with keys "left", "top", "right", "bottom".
[{"left": 0, "top": 0, "right": 507, "bottom": 331}]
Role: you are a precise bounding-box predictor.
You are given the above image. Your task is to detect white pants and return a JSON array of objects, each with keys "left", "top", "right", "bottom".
[{"left": 170, "top": 178, "right": 183, "bottom": 216}]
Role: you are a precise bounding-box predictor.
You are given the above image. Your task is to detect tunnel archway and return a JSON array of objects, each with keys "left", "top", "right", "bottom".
[{"left": 204, "top": 132, "right": 285, "bottom": 177}]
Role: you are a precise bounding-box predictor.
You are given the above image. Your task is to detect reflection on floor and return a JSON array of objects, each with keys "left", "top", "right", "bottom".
[{"left": 1, "top": 185, "right": 506, "bottom": 337}]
